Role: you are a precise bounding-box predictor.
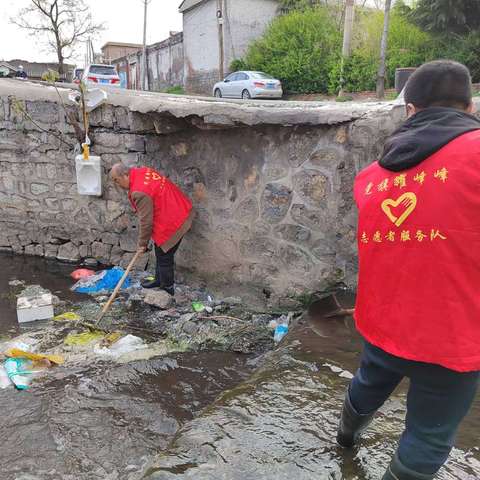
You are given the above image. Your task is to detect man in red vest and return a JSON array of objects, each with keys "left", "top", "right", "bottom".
[
  {"left": 337, "top": 60, "right": 480, "bottom": 479},
  {"left": 110, "top": 164, "right": 194, "bottom": 295}
]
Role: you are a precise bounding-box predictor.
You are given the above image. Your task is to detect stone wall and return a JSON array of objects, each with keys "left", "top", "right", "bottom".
[
  {"left": 147, "top": 33, "right": 185, "bottom": 91},
  {"left": 0, "top": 79, "right": 408, "bottom": 304},
  {"left": 112, "top": 33, "right": 184, "bottom": 92}
]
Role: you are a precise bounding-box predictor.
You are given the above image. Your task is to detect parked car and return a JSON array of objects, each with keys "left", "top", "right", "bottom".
[
  {"left": 72, "top": 68, "right": 84, "bottom": 84},
  {"left": 83, "top": 64, "right": 121, "bottom": 88},
  {"left": 213, "top": 71, "right": 283, "bottom": 100}
]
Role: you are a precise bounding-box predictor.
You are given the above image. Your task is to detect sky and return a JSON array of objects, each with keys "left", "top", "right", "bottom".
[{"left": 0, "top": 0, "right": 183, "bottom": 64}]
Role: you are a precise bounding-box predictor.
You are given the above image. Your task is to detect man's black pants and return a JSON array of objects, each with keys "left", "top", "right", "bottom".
[
  {"left": 154, "top": 240, "right": 181, "bottom": 287},
  {"left": 349, "top": 342, "right": 479, "bottom": 475}
]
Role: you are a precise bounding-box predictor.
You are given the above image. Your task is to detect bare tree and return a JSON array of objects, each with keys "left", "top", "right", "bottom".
[
  {"left": 376, "top": 0, "right": 392, "bottom": 99},
  {"left": 11, "top": 0, "right": 104, "bottom": 75}
]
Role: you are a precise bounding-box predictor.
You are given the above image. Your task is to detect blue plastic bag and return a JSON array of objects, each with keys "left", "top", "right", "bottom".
[{"left": 72, "top": 267, "right": 131, "bottom": 294}]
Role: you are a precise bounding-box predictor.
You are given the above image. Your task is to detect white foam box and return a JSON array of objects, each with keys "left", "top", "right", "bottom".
[{"left": 16, "top": 293, "right": 54, "bottom": 324}]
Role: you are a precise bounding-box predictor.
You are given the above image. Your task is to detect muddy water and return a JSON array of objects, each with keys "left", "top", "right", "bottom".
[
  {"left": 0, "top": 254, "right": 256, "bottom": 480},
  {"left": 144, "top": 297, "right": 480, "bottom": 480},
  {"left": 0, "top": 252, "right": 83, "bottom": 335},
  {"left": 0, "top": 255, "right": 478, "bottom": 480}
]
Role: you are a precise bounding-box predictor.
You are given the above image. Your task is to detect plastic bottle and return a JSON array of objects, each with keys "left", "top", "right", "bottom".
[
  {"left": 4, "top": 358, "right": 34, "bottom": 390},
  {"left": 273, "top": 315, "right": 290, "bottom": 343}
]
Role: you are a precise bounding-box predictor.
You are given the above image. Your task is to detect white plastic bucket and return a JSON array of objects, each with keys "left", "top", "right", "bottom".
[{"left": 75, "top": 155, "right": 102, "bottom": 196}]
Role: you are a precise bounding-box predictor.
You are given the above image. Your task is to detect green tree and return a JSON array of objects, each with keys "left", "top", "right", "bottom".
[
  {"left": 243, "top": 8, "right": 342, "bottom": 93},
  {"left": 409, "top": 0, "right": 480, "bottom": 34},
  {"left": 329, "top": 10, "right": 438, "bottom": 93}
]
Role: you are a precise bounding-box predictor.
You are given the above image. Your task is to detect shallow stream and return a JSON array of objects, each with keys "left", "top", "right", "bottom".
[{"left": 0, "top": 253, "right": 478, "bottom": 480}]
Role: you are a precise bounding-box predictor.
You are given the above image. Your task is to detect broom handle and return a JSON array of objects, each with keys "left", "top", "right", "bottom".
[{"left": 95, "top": 250, "right": 142, "bottom": 326}]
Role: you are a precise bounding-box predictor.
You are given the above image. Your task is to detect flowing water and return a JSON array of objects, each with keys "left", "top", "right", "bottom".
[{"left": 0, "top": 254, "right": 478, "bottom": 480}]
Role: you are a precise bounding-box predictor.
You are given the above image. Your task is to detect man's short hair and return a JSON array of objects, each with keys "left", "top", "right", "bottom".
[
  {"left": 404, "top": 60, "right": 472, "bottom": 110},
  {"left": 110, "top": 163, "right": 130, "bottom": 177}
]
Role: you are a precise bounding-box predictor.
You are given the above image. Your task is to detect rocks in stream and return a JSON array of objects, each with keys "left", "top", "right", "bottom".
[{"left": 144, "top": 290, "right": 175, "bottom": 310}]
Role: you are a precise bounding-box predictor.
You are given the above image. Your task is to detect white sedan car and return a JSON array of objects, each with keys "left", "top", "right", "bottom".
[
  {"left": 213, "top": 71, "right": 283, "bottom": 100},
  {"left": 82, "top": 64, "right": 121, "bottom": 88}
]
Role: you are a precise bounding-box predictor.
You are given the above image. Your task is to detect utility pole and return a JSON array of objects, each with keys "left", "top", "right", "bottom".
[
  {"left": 141, "top": 0, "right": 151, "bottom": 91},
  {"left": 338, "top": 0, "right": 355, "bottom": 98},
  {"left": 216, "top": 0, "right": 225, "bottom": 80},
  {"left": 376, "top": 0, "right": 392, "bottom": 99}
]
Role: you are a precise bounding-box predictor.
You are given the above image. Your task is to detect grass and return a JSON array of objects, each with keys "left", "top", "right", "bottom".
[
  {"left": 385, "top": 91, "right": 399, "bottom": 101},
  {"left": 335, "top": 95, "right": 354, "bottom": 103},
  {"left": 163, "top": 85, "right": 185, "bottom": 95}
]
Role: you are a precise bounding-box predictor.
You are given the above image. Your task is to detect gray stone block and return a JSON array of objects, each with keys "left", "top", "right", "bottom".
[
  {"left": 31, "top": 183, "right": 50, "bottom": 195},
  {"left": 91, "top": 242, "right": 112, "bottom": 264},
  {"left": 143, "top": 290, "right": 174, "bottom": 309},
  {"left": 292, "top": 169, "right": 328, "bottom": 204},
  {"left": 261, "top": 183, "right": 292, "bottom": 224},
  {"left": 57, "top": 242, "right": 80, "bottom": 262},
  {"left": 44, "top": 244, "right": 58, "bottom": 258}
]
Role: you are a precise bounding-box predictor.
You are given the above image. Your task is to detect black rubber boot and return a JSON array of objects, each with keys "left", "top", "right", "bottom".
[
  {"left": 336, "top": 391, "right": 376, "bottom": 448},
  {"left": 162, "top": 285, "right": 175, "bottom": 296},
  {"left": 382, "top": 453, "right": 437, "bottom": 480},
  {"left": 141, "top": 278, "right": 162, "bottom": 289}
]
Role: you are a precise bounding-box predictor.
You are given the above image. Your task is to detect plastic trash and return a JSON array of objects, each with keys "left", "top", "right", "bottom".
[
  {"left": 64, "top": 331, "right": 104, "bottom": 346},
  {"left": 5, "top": 348, "right": 64, "bottom": 366},
  {"left": 0, "top": 365, "right": 11, "bottom": 389},
  {"left": 94, "top": 334, "right": 146, "bottom": 358},
  {"left": 17, "top": 293, "right": 54, "bottom": 323},
  {"left": 273, "top": 314, "right": 290, "bottom": 343},
  {"left": 72, "top": 267, "right": 131, "bottom": 294},
  {"left": 192, "top": 302, "right": 205, "bottom": 312},
  {"left": 273, "top": 324, "right": 289, "bottom": 342},
  {"left": 53, "top": 311, "right": 81, "bottom": 322},
  {"left": 4, "top": 358, "right": 38, "bottom": 390},
  {"left": 70, "top": 268, "right": 95, "bottom": 280},
  {"left": 192, "top": 302, "right": 213, "bottom": 314},
  {"left": 268, "top": 319, "right": 279, "bottom": 330}
]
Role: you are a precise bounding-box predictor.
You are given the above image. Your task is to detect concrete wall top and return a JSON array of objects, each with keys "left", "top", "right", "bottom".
[{"left": 0, "top": 79, "right": 406, "bottom": 129}]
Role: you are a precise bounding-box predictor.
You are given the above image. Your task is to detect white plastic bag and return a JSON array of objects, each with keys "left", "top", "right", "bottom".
[
  {"left": 94, "top": 335, "right": 146, "bottom": 359},
  {"left": 0, "top": 365, "right": 12, "bottom": 389}
]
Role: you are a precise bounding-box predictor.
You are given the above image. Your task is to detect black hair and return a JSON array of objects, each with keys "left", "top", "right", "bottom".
[{"left": 404, "top": 60, "right": 472, "bottom": 110}]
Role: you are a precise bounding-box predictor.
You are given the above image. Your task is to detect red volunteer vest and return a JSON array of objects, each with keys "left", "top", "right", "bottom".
[
  {"left": 128, "top": 167, "right": 192, "bottom": 247},
  {"left": 354, "top": 130, "right": 480, "bottom": 372}
]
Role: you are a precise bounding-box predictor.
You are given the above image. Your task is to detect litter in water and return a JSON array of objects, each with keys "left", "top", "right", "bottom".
[
  {"left": 0, "top": 365, "right": 11, "bottom": 389},
  {"left": 273, "top": 314, "right": 291, "bottom": 343},
  {"left": 64, "top": 330, "right": 105, "bottom": 346},
  {"left": 54, "top": 311, "right": 82, "bottom": 322},
  {"left": 94, "top": 334, "right": 146, "bottom": 359},
  {"left": 192, "top": 302, "right": 213, "bottom": 313},
  {"left": 192, "top": 302, "right": 205, "bottom": 312},
  {"left": 4, "top": 358, "right": 42, "bottom": 390},
  {"left": 72, "top": 267, "right": 131, "bottom": 294},
  {"left": 5, "top": 348, "right": 64, "bottom": 366},
  {"left": 70, "top": 268, "right": 95, "bottom": 280},
  {"left": 17, "top": 292, "right": 54, "bottom": 324}
]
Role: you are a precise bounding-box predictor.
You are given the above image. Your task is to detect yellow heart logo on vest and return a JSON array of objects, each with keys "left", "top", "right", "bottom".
[{"left": 381, "top": 192, "right": 417, "bottom": 227}]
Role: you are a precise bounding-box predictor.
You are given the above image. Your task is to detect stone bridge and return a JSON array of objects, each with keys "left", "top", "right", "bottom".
[{"left": 0, "top": 79, "right": 407, "bottom": 305}]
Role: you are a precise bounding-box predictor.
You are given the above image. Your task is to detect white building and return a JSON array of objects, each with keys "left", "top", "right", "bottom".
[{"left": 179, "top": 0, "right": 279, "bottom": 93}]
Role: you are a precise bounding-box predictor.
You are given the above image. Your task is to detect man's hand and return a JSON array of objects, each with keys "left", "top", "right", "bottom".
[{"left": 137, "top": 246, "right": 147, "bottom": 254}]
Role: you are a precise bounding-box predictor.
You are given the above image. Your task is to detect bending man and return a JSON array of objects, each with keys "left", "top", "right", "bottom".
[{"left": 110, "top": 163, "right": 193, "bottom": 295}]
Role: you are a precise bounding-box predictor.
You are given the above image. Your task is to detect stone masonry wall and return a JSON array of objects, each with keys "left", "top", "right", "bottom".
[{"left": 0, "top": 80, "right": 408, "bottom": 304}]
